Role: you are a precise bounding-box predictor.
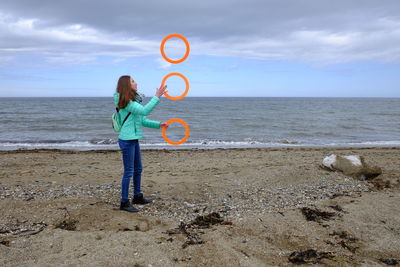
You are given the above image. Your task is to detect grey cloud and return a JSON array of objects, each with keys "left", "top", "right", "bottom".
[
  {"left": 0, "top": 0, "right": 400, "bottom": 64},
  {"left": 2, "top": 0, "right": 399, "bottom": 37}
]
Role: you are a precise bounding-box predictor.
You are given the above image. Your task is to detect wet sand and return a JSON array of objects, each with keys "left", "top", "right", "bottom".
[{"left": 0, "top": 146, "right": 399, "bottom": 266}]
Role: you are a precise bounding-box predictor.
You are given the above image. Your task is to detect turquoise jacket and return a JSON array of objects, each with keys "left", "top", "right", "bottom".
[{"left": 113, "top": 92, "right": 161, "bottom": 140}]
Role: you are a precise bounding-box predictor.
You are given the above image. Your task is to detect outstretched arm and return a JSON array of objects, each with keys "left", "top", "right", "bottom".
[
  {"left": 126, "top": 96, "right": 160, "bottom": 116},
  {"left": 142, "top": 116, "right": 161, "bottom": 129}
]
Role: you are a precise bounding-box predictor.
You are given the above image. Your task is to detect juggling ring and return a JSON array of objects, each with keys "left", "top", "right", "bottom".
[
  {"left": 161, "top": 72, "right": 189, "bottom": 101},
  {"left": 160, "top": 34, "right": 190, "bottom": 64},
  {"left": 162, "top": 118, "right": 190, "bottom": 145}
]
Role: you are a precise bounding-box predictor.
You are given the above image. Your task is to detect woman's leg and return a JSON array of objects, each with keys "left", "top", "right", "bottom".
[
  {"left": 132, "top": 140, "right": 143, "bottom": 197},
  {"left": 118, "top": 139, "right": 134, "bottom": 202}
]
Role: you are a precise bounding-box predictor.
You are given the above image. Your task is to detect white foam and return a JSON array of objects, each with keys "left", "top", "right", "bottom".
[{"left": 0, "top": 139, "right": 399, "bottom": 151}]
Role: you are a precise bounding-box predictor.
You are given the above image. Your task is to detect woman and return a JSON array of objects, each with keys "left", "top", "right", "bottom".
[{"left": 114, "top": 75, "right": 168, "bottom": 212}]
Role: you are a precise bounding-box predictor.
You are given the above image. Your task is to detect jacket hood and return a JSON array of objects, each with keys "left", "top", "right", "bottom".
[{"left": 113, "top": 91, "right": 144, "bottom": 108}]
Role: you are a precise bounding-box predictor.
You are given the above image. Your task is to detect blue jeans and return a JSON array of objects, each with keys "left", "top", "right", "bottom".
[{"left": 118, "top": 139, "right": 143, "bottom": 202}]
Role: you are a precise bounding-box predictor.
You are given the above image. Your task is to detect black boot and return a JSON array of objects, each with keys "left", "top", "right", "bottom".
[
  {"left": 120, "top": 200, "right": 139, "bottom": 212},
  {"left": 132, "top": 193, "right": 153, "bottom": 205}
]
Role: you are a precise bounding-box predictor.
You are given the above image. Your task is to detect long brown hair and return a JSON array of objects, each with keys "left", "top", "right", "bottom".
[{"left": 116, "top": 75, "right": 136, "bottom": 109}]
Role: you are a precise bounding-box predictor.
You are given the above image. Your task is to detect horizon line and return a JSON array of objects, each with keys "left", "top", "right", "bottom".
[{"left": 0, "top": 96, "right": 399, "bottom": 98}]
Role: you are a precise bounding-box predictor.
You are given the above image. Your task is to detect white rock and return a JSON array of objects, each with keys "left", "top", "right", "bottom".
[
  {"left": 342, "top": 155, "right": 362, "bottom": 166},
  {"left": 184, "top": 202, "right": 195, "bottom": 208},
  {"left": 321, "top": 154, "right": 381, "bottom": 179},
  {"left": 322, "top": 154, "right": 337, "bottom": 170}
]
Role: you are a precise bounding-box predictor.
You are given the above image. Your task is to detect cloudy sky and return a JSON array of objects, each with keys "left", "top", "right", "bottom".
[{"left": 0, "top": 0, "right": 399, "bottom": 97}]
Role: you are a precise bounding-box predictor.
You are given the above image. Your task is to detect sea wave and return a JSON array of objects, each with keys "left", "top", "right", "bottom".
[{"left": 0, "top": 139, "right": 399, "bottom": 151}]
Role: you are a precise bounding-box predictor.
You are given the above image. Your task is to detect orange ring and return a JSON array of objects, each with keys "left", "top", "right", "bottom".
[
  {"left": 160, "top": 34, "right": 190, "bottom": 64},
  {"left": 161, "top": 72, "right": 189, "bottom": 100},
  {"left": 162, "top": 118, "right": 190, "bottom": 145}
]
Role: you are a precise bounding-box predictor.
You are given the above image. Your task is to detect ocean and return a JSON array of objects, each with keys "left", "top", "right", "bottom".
[{"left": 0, "top": 97, "right": 399, "bottom": 150}]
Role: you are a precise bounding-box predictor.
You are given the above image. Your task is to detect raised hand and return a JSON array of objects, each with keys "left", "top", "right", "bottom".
[{"left": 156, "top": 84, "right": 168, "bottom": 98}]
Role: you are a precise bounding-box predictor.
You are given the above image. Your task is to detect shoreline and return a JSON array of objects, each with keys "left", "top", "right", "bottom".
[
  {"left": 1, "top": 145, "right": 399, "bottom": 154},
  {"left": 1, "top": 139, "right": 400, "bottom": 152}
]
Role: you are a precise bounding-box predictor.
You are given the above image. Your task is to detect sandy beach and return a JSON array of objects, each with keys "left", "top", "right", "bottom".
[{"left": 0, "top": 146, "right": 399, "bottom": 266}]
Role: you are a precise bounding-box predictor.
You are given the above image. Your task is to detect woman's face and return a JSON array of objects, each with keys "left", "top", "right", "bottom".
[{"left": 130, "top": 78, "right": 138, "bottom": 92}]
